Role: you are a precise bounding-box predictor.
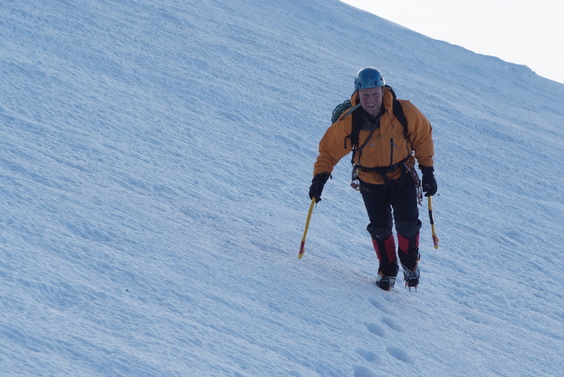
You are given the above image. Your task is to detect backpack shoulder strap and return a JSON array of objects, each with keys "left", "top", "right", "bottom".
[
  {"left": 347, "top": 104, "right": 363, "bottom": 147},
  {"left": 386, "top": 85, "right": 409, "bottom": 141}
]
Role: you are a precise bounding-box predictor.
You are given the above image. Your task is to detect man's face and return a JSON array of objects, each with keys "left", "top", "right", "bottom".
[{"left": 358, "top": 86, "right": 383, "bottom": 117}]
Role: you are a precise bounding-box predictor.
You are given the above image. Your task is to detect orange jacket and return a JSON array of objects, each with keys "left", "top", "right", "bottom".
[{"left": 314, "top": 87, "right": 434, "bottom": 185}]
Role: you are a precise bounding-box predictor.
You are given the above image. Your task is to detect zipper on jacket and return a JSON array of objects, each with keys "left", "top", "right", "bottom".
[{"left": 389, "top": 138, "right": 399, "bottom": 165}]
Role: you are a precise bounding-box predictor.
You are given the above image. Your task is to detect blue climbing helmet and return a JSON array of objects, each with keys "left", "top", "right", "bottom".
[{"left": 354, "top": 67, "right": 385, "bottom": 90}]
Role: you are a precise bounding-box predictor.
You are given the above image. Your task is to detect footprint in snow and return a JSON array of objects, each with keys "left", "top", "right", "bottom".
[
  {"left": 367, "top": 297, "right": 394, "bottom": 315},
  {"left": 355, "top": 348, "right": 380, "bottom": 364},
  {"left": 380, "top": 316, "right": 404, "bottom": 333},
  {"left": 353, "top": 364, "right": 379, "bottom": 377},
  {"left": 386, "top": 345, "right": 415, "bottom": 364},
  {"left": 365, "top": 317, "right": 403, "bottom": 337},
  {"left": 365, "top": 322, "right": 386, "bottom": 337}
]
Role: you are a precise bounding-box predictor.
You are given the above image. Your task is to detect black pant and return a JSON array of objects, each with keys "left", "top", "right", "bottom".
[{"left": 360, "top": 175, "right": 421, "bottom": 276}]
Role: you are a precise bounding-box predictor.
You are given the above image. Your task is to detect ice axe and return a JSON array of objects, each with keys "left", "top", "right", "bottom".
[
  {"left": 428, "top": 196, "right": 439, "bottom": 249},
  {"left": 298, "top": 197, "right": 316, "bottom": 259}
]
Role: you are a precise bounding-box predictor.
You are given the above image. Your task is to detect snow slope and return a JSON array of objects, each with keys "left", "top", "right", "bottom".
[{"left": 1, "top": 0, "right": 563, "bottom": 376}]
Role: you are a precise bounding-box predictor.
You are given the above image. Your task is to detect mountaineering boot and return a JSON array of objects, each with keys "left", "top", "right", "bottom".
[
  {"left": 375, "top": 274, "right": 396, "bottom": 291},
  {"left": 396, "top": 224, "right": 422, "bottom": 291},
  {"left": 402, "top": 264, "right": 420, "bottom": 289},
  {"left": 368, "top": 227, "right": 399, "bottom": 291}
]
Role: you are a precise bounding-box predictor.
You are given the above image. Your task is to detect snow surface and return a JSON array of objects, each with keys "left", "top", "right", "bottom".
[{"left": 1, "top": 0, "right": 563, "bottom": 376}]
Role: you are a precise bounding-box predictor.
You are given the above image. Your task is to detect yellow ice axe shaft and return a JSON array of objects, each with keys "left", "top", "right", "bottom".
[
  {"left": 298, "top": 198, "right": 316, "bottom": 259},
  {"left": 428, "top": 196, "right": 439, "bottom": 249}
]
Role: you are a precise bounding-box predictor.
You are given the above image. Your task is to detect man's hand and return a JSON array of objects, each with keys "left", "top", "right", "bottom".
[
  {"left": 420, "top": 166, "right": 437, "bottom": 197},
  {"left": 309, "top": 173, "right": 330, "bottom": 202}
]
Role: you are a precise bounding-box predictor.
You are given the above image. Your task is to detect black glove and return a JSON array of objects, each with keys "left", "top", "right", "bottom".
[
  {"left": 309, "top": 173, "right": 330, "bottom": 202},
  {"left": 420, "top": 166, "right": 437, "bottom": 197}
]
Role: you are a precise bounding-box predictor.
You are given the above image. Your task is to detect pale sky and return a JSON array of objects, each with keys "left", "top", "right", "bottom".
[{"left": 342, "top": 0, "right": 564, "bottom": 84}]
